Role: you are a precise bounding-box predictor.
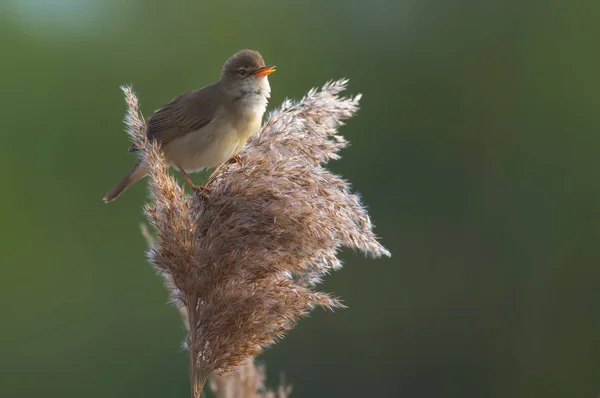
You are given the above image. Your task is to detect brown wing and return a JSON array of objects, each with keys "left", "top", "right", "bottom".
[{"left": 129, "top": 83, "right": 222, "bottom": 152}]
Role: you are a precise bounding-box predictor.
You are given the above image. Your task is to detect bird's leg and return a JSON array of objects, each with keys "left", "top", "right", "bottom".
[
  {"left": 176, "top": 165, "right": 197, "bottom": 189},
  {"left": 176, "top": 165, "right": 211, "bottom": 200}
]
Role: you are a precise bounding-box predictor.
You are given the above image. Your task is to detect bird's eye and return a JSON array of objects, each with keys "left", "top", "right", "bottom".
[{"left": 238, "top": 68, "right": 247, "bottom": 76}]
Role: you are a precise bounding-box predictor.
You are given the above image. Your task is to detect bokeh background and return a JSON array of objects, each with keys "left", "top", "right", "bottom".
[{"left": 1, "top": 1, "right": 599, "bottom": 397}]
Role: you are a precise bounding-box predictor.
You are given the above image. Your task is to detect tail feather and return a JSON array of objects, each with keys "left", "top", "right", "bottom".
[{"left": 103, "top": 161, "right": 146, "bottom": 203}]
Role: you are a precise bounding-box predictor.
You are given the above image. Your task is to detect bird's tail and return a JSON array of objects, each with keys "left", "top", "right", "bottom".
[{"left": 103, "top": 160, "right": 146, "bottom": 203}]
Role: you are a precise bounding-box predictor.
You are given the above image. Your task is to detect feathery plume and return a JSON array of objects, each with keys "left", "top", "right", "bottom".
[
  {"left": 210, "top": 359, "right": 291, "bottom": 398},
  {"left": 120, "top": 80, "right": 389, "bottom": 397}
]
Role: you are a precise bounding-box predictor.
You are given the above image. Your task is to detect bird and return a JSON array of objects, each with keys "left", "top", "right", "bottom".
[{"left": 103, "top": 49, "right": 276, "bottom": 203}]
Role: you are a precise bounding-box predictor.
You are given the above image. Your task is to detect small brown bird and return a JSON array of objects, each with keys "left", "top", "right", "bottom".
[{"left": 103, "top": 49, "right": 276, "bottom": 202}]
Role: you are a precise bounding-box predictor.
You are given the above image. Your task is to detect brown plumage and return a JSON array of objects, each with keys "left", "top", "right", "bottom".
[
  {"left": 104, "top": 49, "right": 274, "bottom": 203},
  {"left": 221, "top": 49, "right": 265, "bottom": 79},
  {"left": 128, "top": 84, "right": 220, "bottom": 152}
]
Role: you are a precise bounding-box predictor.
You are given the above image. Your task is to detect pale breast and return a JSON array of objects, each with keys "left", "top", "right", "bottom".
[
  {"left": 234, "top": 108, "right": 263, "bottom": 139},
  {"left": 162, "top": 107, "right": 263, "bottom": 173}
]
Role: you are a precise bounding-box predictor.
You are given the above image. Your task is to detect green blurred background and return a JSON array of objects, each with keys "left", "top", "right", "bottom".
[{"left": 1, "top": 0, "right": 599, "bottom": 397}]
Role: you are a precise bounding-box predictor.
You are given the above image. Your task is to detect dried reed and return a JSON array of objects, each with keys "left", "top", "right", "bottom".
[
  {"left": 209, "top": 359, "right": 291, "bottom": 398},
  {"left": 120, "top": 80, "right": 390, "bottom": 397}
]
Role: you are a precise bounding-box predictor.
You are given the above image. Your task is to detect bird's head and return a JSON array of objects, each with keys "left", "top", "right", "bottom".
[{"left": 220, "top": 49, "right": 275, "bottom": 106}]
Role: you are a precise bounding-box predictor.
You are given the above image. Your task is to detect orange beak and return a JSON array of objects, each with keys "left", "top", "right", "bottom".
[{"left": 252, "top": 65, "right": 276, "bottom": 77}]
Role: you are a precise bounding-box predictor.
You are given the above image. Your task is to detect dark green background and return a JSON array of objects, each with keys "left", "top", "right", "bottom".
[{"left": 1, "top": 1, "right": 598, "bottom": 397}]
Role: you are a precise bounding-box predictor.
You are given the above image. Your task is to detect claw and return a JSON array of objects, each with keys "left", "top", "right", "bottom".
[
  {"left": 193, "top": 185, "right": 211, "bottom": 201},
  {"left": 230, "top": 154, "right": 243, "bottom": 165}
]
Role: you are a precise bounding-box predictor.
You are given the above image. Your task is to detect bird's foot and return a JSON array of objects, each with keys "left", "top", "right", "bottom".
[
  {"left": 230, "top": 154, "right": 243, "bottom": 165},
  {"left": 193, "top": 185, "right": 211, "bottom": 201}
]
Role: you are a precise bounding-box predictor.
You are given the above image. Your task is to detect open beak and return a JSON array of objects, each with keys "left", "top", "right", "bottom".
[{"left": 252, "top": 65, "right": 276, "bottom": 77}]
